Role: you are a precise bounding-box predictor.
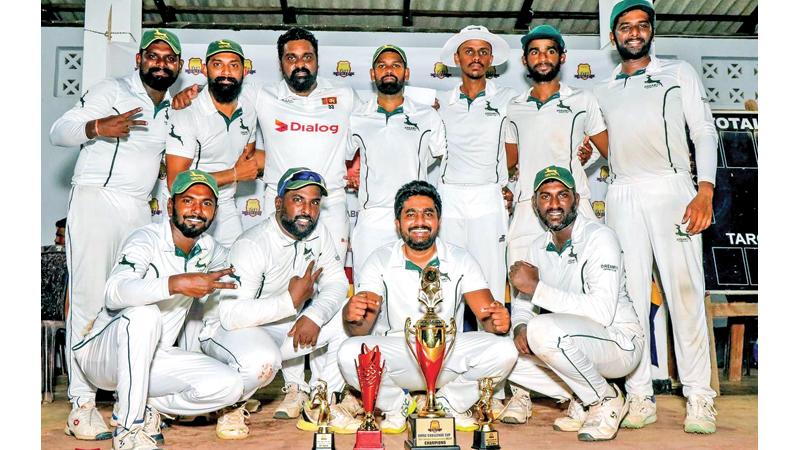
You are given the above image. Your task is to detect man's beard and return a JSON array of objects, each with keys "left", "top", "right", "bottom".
[
  {"left": 527, "top": 60, "right": 561, "bottom": 82},
  {"left": 208, "top": 76, "right": 242, "bottom": 104},
  {"left": 615, "top": 34, "right": 653, "bottom": 60},
  {"left": 140, "top": 66, "right": 178, "bottom": 92},
  {"left": 536, "top": 201, "right": 578, "bottom": 232},
  {"left": 376, "top": 75, "right": 404, "bottom": 95},
  {"left": 279, "top": 208, "right": 318, "bottom": 240},
  {"left": 401, "top": 226, "right": 436, "bottom": 251},
  {"left": 284, "top": 67, "right": 317, "bottom": 93},
  {"left": 171, "top": 207, "right": 211, "bottom": 238}
]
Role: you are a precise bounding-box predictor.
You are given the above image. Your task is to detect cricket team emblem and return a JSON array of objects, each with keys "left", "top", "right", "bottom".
[
  {"left": 592, "top": 201, "right": 606, "bottom": 219},
  {"left": 244, "top": 58, "right": 256, "bottom": 74},
  {"left": 185, "top": 57, "right": 203, "bottom": 75},
  {"left": 430, "top": 62, "right": 452, "bottom": 79},
  {"left": 149, "top": 197, "right": 161, "bottom": 216},
  {"left": 333, "top": 60, "right": 355, "bottom": 78},
  {"left": 242, "top": 198, "right": 262, "bottom": 217},
  {"left": 574, "top": 63, "right": 595, "bottom": 80}
]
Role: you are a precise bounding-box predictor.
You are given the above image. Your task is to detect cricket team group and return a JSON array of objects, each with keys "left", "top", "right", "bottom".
[{"left": 48, "top": 0, "right": 721, "bottom": 448}]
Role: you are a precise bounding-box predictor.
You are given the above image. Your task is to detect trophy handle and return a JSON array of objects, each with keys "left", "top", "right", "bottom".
[
  {"left": 404, "top": 317, "right": 421, "bottom": 368},
  {"left": 444, "top": 317, "right": 457, "bottom": 360}
]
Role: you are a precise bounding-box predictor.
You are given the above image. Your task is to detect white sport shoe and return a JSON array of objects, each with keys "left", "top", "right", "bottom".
[
  {"left": 380, "top": 393, "right": 417, "bottom": 434},
  {"left": 112, "top": 426, "right": 160, "bottom": 450},
  {"left": 338, "top": 389, "right": 365, "bottom": 416},
  {"left": 553, "top": 397, "right": 588, "bottom": 432},
  {"left": 216, "top": 404, "right": 250, "bottom": 440},
  {"left": 684, "top": 394, "right": 717, "bottom": 434},
  {"left": 437, "top": 396, "right": 478, "bottom": 432},
  {"left": 577, "top": 384, "right": 628, "bottom": 442},
  {"left": 498, "top": 389, "right": 532, "bottom": 424},
  {"left": 274, "top": 383, "right": 309, "bottom": 419},
  {"left": 143, "top": 406, "right": 165, "bottom": 444},
  {"left": 491, "top": 397, "right": 505, "bottom": 419},
  {"left": 64, "top": 401, "right": 113, "bottom": 440},
  {"left": 621, "top": 394, "right": 657, "bottom": 429},
  {"left": 329, "top": 404, "right": 363, "bottom": 434}
]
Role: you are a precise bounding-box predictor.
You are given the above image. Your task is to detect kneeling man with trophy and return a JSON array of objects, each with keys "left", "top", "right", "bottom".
[{"left": 338, "top": 180, "right": 517, "bottom": 445}]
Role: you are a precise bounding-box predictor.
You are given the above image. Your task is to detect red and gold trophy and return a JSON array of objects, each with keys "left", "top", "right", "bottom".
[
  {"left": 354, "top": 344, "right": 385, "bottom": 450},
  {"left": 404, "top": 266, "right": 459, "bottom": 450}
]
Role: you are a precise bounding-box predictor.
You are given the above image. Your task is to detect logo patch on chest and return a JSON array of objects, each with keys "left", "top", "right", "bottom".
[
  {"left": 403, "top": 115, "right": 419, "bottom": 131},
  {"left": 484, "top": 101, "right": 500, "bottom": 116},
  {"left": 644, "top": 75, "right": 663, "bottom": 88}
]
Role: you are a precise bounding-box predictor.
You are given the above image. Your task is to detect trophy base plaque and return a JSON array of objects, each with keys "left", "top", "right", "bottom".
[
  {"left": 404, "top": 414, "right": 460, "bottom": 450},
  {"left": 313, "top": 430, "right": 336, "bottom": 450},
  {"left": 354, "top": 429, "right": 385, "bottom": 450},
  {"left": 471, "top": 429, "right": 500, "bottom": 450}
]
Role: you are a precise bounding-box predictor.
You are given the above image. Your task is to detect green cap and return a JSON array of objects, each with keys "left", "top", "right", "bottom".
[
  {"left": 521, "top": 25, "right": 566, "bottom": 53},
  {"left": 372, "top": 45, "right": 407, "bottom": 65},
  {"left": 277, "top": 167, "right": 328, "bottom": 197},
  {"left": 171, "top": 169, "right": 219, "bottom": 198},
  {"left": 140, "top": 29, "right": 181, "bottom": 55},
  {"left": 533, "top": 166, "right": 576, "bottom": 192},
  {"left": 610, "top": 0, "right": 656, "bottom": 30},
  {"left": 206, "top": 39, "right": 245, "bottom": 60}
]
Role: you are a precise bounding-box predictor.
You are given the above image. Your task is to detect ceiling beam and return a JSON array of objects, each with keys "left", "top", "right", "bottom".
[
  {"left": 737, "top": 6, "right": 757, "bottom": 34},
  {"left": 153, "top": 0, "right": 177, "bottom": 24},
  {"left": 514, "top": 0, "right": 534, "bottom": 30},
  {"left": 280, "top": 0, "right": 297, "bottom": 24},
  {"left": 402, "top": 0, "right": 413, "bottom": 27}
]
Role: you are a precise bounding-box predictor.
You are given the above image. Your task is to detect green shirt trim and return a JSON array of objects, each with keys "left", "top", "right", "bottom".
[
  {"left": 527, "top": 92, "right": 561, "bottom": 110},
  {"left": 175, "top": 244, "right": 202, "bottom": 261},
  {"left": 218, "top": 107, "right": 244, "bottom": 131},
  {"left": 377, "top": 105, "right": 404, "bottom": 124},
  {"left": 615, "top": 68, "right": 646, "bottom": 80},
  {"left": 546, "top": 239, "right": 573, "bottom": 256},
  {"left": 154, "top": 100, "right": 170, "bottom": 118},
  {"left": 459, "top": 90, "right": 486, "bottom": 106},
  {"left": 405, "top": 257, "right": 440, "bottom": 273}
]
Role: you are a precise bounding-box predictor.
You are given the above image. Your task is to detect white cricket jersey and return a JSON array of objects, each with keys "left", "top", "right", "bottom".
[
  {"left": 505, "top": 84, "right": 606, "bottom": 203},
  {"left": 593, "top": 56, "right": 718, "bottom": 185},
  {"left": 437, "top": 80, "right": 517, "bottom": 186},
  {"left": 511, "top": 214, "right": 640, "bottom": 330},
  {"left": 243, "top": 77, "right": 359, "bottom": 195},
  {"left": 85, "top": 219, "right": 227, "bottom": 349},
  {"left": 202, "top": 213, "right": 348, "bottom": 337},
  {"left": 357, "top": 239, "right": 489, "bottom": 337},
  {"left": 349, "top": 97, "right": 447, "bottom": 210},
  {"left": 50, "top": 71, "right": 172, "bottom": 201},
  {"left": 166, "top": 88, "right": 257, "bottom": 201}
]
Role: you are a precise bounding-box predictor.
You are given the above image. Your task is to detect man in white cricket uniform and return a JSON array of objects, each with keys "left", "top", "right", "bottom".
[
  {"left": 349, "top": 45, "right": 447, "bottom": 281},
  {"left": 49, "top": 29, "right": 183, "bottom": 441},
  {"left": 339, "top": 181, "right": 516, "bottom": 434},
  {"left": 71, "top": 170, "right": 243, "bottom": 450},
  {"left": 506, "top": 166, "right": 644, "bottom": 442},
  {"left": 436, "top": 26, "right": 518, "bottom": 328},
  {"left": 594, "top": 0, "right": 719, "bottom": 434},
  {"left": 199, "top": 168, "right": 361, "bottom": 435}
]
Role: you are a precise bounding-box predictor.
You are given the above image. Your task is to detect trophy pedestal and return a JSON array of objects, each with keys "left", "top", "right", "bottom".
[
  {"left": 471, "top": 428, "right": 500, "bottom": 450},
  {"left": 404, "top": 414, "right": 460, "bottom": 450},
  {"left": 313, "top": 429, "right": 336, "bottom": 450},
  {"left": 354, "top": 429, "right": 384, "bottom": 450}
]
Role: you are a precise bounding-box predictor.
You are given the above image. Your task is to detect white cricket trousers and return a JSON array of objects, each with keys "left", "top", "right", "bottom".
[
  {"left": 351, "top": 207, "right": 397, "bottom": 285},
  {"left": 508, "top": 314, "right": 643, "bottom": 405},
  {"left": 72, "top": 305, "right": 243, "bottom": 429},
  {"left": 437, "top": 183, "right": 509, "bottom": 303},
  {"left": 66, "top": 185, "right": 151, "bottom": 407},
  {"left": 201, "top": 313, "right": 349, "bottom": 401},
  {"left": 338, "top": 332, "right": 517, "bottom": 413},
  {"left": 605, "top": 173, "right": 715, "bottom": 399}
]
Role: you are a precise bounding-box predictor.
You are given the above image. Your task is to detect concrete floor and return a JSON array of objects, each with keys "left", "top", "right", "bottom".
[{"left": 41, "top": 374, "right": 757, "bottom": 450}]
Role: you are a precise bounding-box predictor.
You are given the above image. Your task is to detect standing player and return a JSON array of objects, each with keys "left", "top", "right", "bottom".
[
  {"left": 199, "top": 167, "right": 362, "bottom": 436},
  {"left": 436, "top": 25, "right": 517, "bottom": 330},
  {"left": 49, "top": 29, "right": 183, "bottom": 441},
  {"left": 594, "top": 0, "right": 719, "bottom": 433},
  {"left": 339, "top": 181, "right": 516, "bottom": 434},
  {"left": 506, "top": 166, "right": 644, "bottom": 441},
  {"left": 71, "top": 170, "right": 243, "bottom": 450},
  {"left": 348, "top": 44, "right": 447, "bottom": 281}
]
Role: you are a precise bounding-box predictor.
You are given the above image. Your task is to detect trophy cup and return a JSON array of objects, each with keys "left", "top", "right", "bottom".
[
  {"left": 471, "top": 378, "right": 500, "bottom": 450},
  {"left": 404, "top": 266, "right": 459, "bottom": 450},
  {"left": 354, "top": 344, "right": 385, "bottom": 450},
  {"left": 311, "top": 380, "right": 335, "bottom": 450}
]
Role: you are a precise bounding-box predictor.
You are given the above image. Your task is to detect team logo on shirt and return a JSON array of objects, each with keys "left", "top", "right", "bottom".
[
  {"left": 275, "top": 118, "right": 340, "bottom": 134},
  {"left": 239, "top": 118, "right": 250, "bottom": 135},
  {"left": 242, "top": 198, "right": 262, "bottom": 217},
  {"left": 303, "top": 247, "right": 315, "bottom": 261},
  {"left": 403, "top": 115, "right": 419, "bottom": 131},
  {"left": 644, "top": 75, "right": 663, "bottom": 88},
  {"left": 430, "top": 62, "right": 452, "bottom": 79},
  {"left": 567, "top": 246, "right": 578, "bottom": 263},
  {"left": 244, "top": 59, "right": 256, "bottom": 75},
  {"left": 592, "top": 201, "right": 605, "bottom": 219},
  {"left": 484, "top": 102, "right": 500, "bottom": 116},
  {"left": 169, "top": 125, "right": 183, "bottom": 145},
  {"left": 674, "top": 224, "right": 691, "bottom": 242},
  {"left": 149, "top": 198, "right": 162, "bottom": 216},
  {"left": 333, "top": 60, "right": 355, "bottom": 78},
  {"left": 597, "top": 166, "right": 610, "bottom": 182},
  {"left": 556, "top": 100, "right": 572, "bottom": 114},
  {"left": 322, "top": 96, "right": 338, "bottom": 109},
  {"left": 185, "top": 57, "right": 203, "bottom": 75},
  {"left": 119, "top": 254, "right": 136, "bottom": 271},
  {"left": 195, "top": 260, "right": 208, "bottom": 270},
  {"left": 574, "top": 63, "right": 596, "bottom": 80},
  {"left": 79, "top": 91, "right": 87, "bottom": 107}
]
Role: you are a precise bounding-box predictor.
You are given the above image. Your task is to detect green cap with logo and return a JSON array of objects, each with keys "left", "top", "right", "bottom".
[
  {"left": 277, "top": 167, "right": 328, "bottom": 197},
  {"left": 140, "top": 28, "right": 181, "bottom": 55},
  {"left": 534, "top": 165, "right": 576, "bottom": 192},
  {"left": 206, "top": 39, "right": 245, "bottom": 60},
  {"left": 610, "top": 0, "right": 656, "bottom": 30},
  {"left": 372, "top": 44, "right": 407, "bottom": 65},
  {"left": 521, "top": 24, "right": 566, "bottom": 53},
  {"left": 171, "top": 169, "right": 219, "bottom": 198}
]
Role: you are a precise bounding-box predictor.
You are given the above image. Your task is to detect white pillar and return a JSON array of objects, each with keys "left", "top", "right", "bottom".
[
  {"left": 598, "top": 0, "right": 618, "bottom": 49},
  {"left": 82, "top": 0, "right": 142, "bottom": 89}
]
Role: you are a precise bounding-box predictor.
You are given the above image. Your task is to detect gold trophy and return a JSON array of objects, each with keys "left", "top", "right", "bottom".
[
  {"left": 471, "top": 378, "right": 500, "bottom": 450},
  {"left": 404, "top": 266, "right": 459, "bottom": 450},
  {"left": 310, "top": 380, "right": 335, "bottom": 450}
]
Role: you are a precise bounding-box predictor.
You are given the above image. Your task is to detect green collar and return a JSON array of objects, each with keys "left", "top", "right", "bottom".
[
  {"left": 405, "top": 257, "right": 440, "bottom": 273},
  {"left": 154, "top": 99, "right": 170, "bottom": 118},
  {"left": 615, "top": 68, "right": 647, "bottom": 80},
  {"left": 218, "top": 107, "right": 244, "bottom": 131},
  {"left": 459, "top": 90, "right": 485, "bottom": 106},
  {"left": 377, "top": 105, "right": 404, "bottom": 123},
  {"left": 546, "top": 239, "right": 572, "bottom": 255},
  {"left": 527, "top": 91, "right": 561, "bottom": 110},
  {"left": 175, "top": 244, "right": 202, "bottom": 261}
]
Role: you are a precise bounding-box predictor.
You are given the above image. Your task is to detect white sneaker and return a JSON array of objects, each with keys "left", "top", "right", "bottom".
[
  {"left": 380, "top": 394, "right": 417, "bottom": 434},
  {"left": 273, "top": 383, "right": 308, "bottom": 419},
  {"left": 112, "top": 426, "right": 160, "bottom": 450},
  {"left": 216, "top": 404, "right": 250, "bottom": 440},
  {"left": 64, "top": 401, "right": 113, "bottom": 440},
  {"left": 143, "top": 406, "right": 165, "bottom": 444},
  {"left": 491, "top": 397, "right": 505, "bottom": 419},
  {"left": 684, "top": 394, "right": 717, "bottom": 434},
  {"left": 244, "top": 398, "right": 262, "bottom": 413},
  {"left": 621, "top": 394, "right": 657, "bottom": 429},
  {"left": 338, "top": 389, "right": 365, "bottom": 416},
  {"left": 498, "top": 389, "right": 532, "bottom": 424},
  {"left": 577, "top": 384, "right": 628, "bottom": 442},
  {"left": 329, "top": 404, "right": 364, "bottom": 434},
  {"left": 553, "top": 397, "right": 588, "bottom": 432},
  {"left": 437, "top": 396, "right": 478, "bottom": 432}
]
